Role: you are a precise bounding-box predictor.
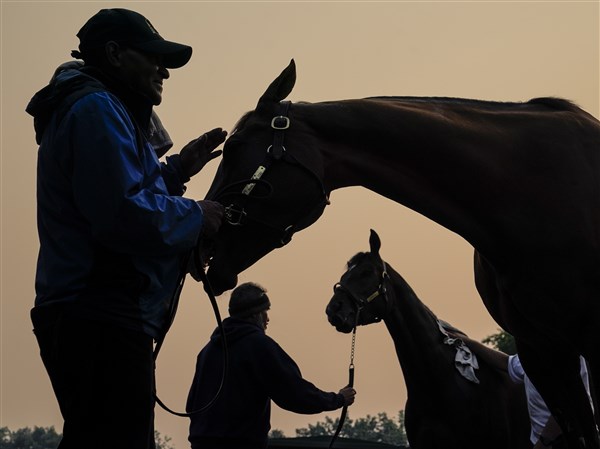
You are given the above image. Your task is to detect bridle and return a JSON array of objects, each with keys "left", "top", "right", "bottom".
[
  {"left": 328, "top": 259, "right": 389, "bottom": 448},
  {"left": 333, "top": 260, "right": 390, "bottom": 322},
  {"left": 212, "top": 101, "right": 330, "bottom": 247}
]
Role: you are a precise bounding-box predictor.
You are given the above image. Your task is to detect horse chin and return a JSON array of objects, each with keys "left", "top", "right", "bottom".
[
  {"left": 205, "top": 266, "right": 238, "bottom": 296},
  {"left": 335, "top": 324, "right": 354, "bottom": 334},
  {"left": 327, "top": 313, "right": 355, "bottom": 334}
]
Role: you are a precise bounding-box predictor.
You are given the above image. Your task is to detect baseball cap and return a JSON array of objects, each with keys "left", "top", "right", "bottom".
[{"left": 76, "top": 8, "right": 192, "bottom": 69}]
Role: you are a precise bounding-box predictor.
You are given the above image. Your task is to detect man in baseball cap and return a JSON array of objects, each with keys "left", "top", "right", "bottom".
[
  {"left": 75, "top": 8, "right": 192, "bottom": 68},
  {"left": 27, "top": 8, "right": 226, "bottom": 449}
]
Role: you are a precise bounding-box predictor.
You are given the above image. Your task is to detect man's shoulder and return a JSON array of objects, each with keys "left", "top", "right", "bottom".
[
  {"left": 69, "top": 90, "right": 124, "bottom": 115},
  {"left": 54, "top": 70, "right": 112, "bottom": 112},
  {"left": 65, "top": 90, "right": 134, "bottom": 135},
  {"left": 238, "top": 328, "right": 279, "bottom": 349}
]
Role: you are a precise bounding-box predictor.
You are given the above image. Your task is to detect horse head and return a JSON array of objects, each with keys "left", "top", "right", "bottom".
[
  {"left": 326, "top": 229, "right": 390, "bottom": 333},
  {"left": 205, "top": 60, "right": 329, "bottom": 295}
]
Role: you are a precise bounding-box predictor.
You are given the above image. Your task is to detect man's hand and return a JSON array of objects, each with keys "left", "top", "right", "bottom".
[
  {"left": 187, "top": 200, "right": 225, "bottom": 282},
  {"left": 197, "top": 200, "right": 225, "bottom": 238},
  {"left": 339, "top": 387, "right": 357, "bottom": 406},
  {"left": 180, "top": 128, "right": 227, "bottom": 178}
]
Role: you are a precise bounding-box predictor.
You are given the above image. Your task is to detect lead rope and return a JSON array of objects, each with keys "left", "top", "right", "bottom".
[
  {"left": 154, "top": 247, "right": 228, "bottom": 417},
  {"left": 329, "top": 312, "right": 359, "bottom": 448}
]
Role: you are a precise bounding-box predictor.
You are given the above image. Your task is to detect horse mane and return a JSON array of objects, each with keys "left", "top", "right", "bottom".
[
  {"left": 364, "top": 95, "right": 581, "bottom": 112},
  {"left": 346, "top": 251, "right": 368, "bottom": 269},
  {"left": 439, "top": 319, "right": 468, "bottom": 337},
  {"left": 527, "top": 96, "right": 582, "bottom": 112},
  {"left": 346, "top": 251, "right": 470, "bottom": 336},
  {"left": 233, "top": 97, "right": 582, "bottom": 136},
  {"left": 232, "top": 111, "right": 253, "bottom": 134}
]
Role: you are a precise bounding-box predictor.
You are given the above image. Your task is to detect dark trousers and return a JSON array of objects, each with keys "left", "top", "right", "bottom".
[{"left": 32, "top": 308, "right": 156, "bottom": 449}]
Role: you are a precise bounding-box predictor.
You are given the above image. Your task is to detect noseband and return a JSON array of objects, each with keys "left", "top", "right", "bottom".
[
  {"left": 334, "top": 261, "right": 390, "bottom": 322},
  {"left": 214, "top": 101, "right": 330, "bottom": 247}
]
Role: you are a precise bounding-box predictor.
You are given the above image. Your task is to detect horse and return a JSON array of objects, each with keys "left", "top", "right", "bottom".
[
  {"left": 204, "top": 60, "right": 600, "bottom": 448},
  {"left": 325, "top": 229, "right": 531, "bottom": 449}
]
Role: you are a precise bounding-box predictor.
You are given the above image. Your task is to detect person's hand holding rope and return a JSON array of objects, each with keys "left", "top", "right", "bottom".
[{"left": 338, "top": 386, "right": 356, "bottom": 406}]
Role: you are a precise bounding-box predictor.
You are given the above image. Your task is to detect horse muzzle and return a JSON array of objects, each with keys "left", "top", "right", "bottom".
[{"left": 326, "top": 304, "right": 355, "bottom": 334}]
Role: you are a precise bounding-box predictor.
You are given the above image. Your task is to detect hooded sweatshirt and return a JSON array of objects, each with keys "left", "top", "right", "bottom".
[
  {"left": 186, "top": 317, "right": 345, "bottom": 449},
  {"left": 26, "top": 64, "right": 203, "bottom": 338}
]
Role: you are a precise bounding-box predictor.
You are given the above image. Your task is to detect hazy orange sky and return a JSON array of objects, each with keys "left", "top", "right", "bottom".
[{"left": 2, "top": 2, "right": 598, "bottom": 448}]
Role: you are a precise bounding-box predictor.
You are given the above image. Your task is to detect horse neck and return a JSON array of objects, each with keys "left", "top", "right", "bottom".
[
  {"left": 382, "top": 265, "right": 453, "bottom": 395},
  {"left": 296, "top": 98, "right": 507, "bottom": 252}
]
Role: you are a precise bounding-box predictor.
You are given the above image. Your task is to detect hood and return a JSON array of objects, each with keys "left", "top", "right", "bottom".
[
  {"left": 26, "top": 64, "right": 166, "bottom": 151},
  {"left": 210, "top": 317, "right": 264, "bottom": 345},
  {"left": 26, "top": 66, "right": 106, "bottom": 144}
]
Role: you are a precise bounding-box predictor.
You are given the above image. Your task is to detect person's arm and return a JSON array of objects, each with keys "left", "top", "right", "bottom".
[
  {"left": 258, "top": 337, "right": 355, "bottom": 414},
  {"left": 534, "top": 416, "right": 563, "bottom": 448},
  {"left": 68, "top": 93, "right": 204, "bottom": 255},
  {"left": 447, "top": 332, "right": 509, "bottom": 372},
  {"left": 160, "top": 155, "right": 188, "bottom": 195}
]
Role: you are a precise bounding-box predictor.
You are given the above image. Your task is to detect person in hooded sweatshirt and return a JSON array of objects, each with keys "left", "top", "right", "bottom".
[
  {"left": 26, "top": 8, "right": 226, "bottom": 449},
  {"left": 186, "top": 282, "right": 357, "bottom": 449}
]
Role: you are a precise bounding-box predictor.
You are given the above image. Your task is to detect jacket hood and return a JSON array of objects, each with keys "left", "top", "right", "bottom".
[
  {"left": 26, "top": 66, "right": 106, "bottom": 144},
  {"left": 210, "top": 317, "right": 264, "bottom": 345},
  {"left": 26, "top": 64, "right": 162, "bottom": 149}
]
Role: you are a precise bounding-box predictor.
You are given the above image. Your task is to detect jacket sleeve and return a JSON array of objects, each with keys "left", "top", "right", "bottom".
[
  {"left": 160, "top": 155, "right": 189, "bottom": 196},
  {"left": 507, "top": 354, "right": 525, "bottom": 384},
  {"left": 67, "top": 92, "right": 202, "bottom": 256},
  {"left": 257, "top": 336, "right": 345, "bottom": 414}
]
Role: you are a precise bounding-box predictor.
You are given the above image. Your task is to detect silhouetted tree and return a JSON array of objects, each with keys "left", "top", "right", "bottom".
[
  {"left": 154, "top": 430, "right": 176, "bottom": 449},
  {"left": 483, "top": 329, "right": 517, "bottom": 355},
  {"left": 0, "top": 426, "right": 175, "bottom": 449},
  {"left": 0, "top": 426, "right": 61, "bottom": 449},
  {"left": 294, "top": 410, "right": 407, "bottom": 446}
]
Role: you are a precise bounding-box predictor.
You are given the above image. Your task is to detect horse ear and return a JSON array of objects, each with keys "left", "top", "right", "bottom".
[
  {"left": 369, "top": 229, "right": 381, "bottom": 255},
  {"left": 257, "top": 59, "right": 296, "bottom": 107}
]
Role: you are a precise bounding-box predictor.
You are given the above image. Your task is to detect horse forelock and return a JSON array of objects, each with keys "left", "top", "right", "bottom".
[{"left": 345, "top": 251, "right": 371, "bottom": 270}]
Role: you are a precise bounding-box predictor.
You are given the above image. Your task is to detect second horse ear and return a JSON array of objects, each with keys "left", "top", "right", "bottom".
[
  {"left": 369, "top": 229, "right": 381, "bottom": 255},
  {"left": 256, "top": 59, "right": 296, "bottom": 109}
]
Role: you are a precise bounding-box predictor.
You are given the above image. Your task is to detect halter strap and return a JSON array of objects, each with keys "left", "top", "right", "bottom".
[
  {"left": 240, "top": 101, "right": 290, "bottom": 196},
  {"left": 269, "top": 100, "right": 291, "bottom": 160},
  {"left": 217, "top": 100, "right": 329, "bottom": 247},
  {"left": 334, "top": 261, "right": 389, "bottom": 310}
]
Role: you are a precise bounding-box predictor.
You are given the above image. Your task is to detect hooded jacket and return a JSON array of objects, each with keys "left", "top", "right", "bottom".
[
  {"left": 27, "top": 64, "right": 203, "bottom": 338},
  {"left": 186, "top": 317, "right": 345, "bottom": 449}
]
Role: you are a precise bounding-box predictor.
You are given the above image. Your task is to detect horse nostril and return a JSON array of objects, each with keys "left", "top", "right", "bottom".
[
  {"left": 325, "top": 303, "right": 334, "bottom": 316},
  {"left": 327, "top": 307, "right": 344, "bottom": 327}
]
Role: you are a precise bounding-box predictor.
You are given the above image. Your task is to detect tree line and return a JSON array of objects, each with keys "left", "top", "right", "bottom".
[
  {"left": 270, "top": 410, "right": 408, "bottom": 446},
  {"left": 0, "top": 427, "right": 174, "bottom": 449}
]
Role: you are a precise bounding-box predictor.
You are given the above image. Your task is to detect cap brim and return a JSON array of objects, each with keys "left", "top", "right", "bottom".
[{"left": 134, "top": 39, "right": 192, "bottom": 69}]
